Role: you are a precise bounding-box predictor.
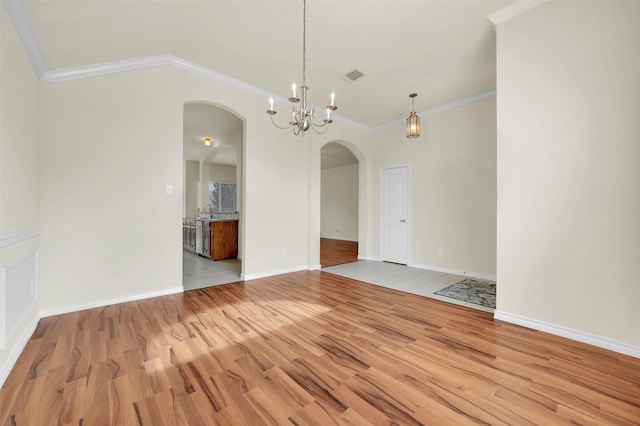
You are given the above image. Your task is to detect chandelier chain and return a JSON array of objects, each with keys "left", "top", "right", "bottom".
[
  {"left": 265, "top": 0, "right": 336, "bottom": 136},
  {"left": 302, "top": 0, "right": 306, "bottom": 86}
]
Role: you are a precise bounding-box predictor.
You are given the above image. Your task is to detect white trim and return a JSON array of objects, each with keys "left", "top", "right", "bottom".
[
  {"left": 0, "top": 315, "right": 38, "bottom": 389},
  {"left": 486, "top": 0, "right": 547, "bottom": 29},
  {"left": 3, "top": 0, "right": 490, "bottom": 133},
  {"left": 0, "top": 227, "right": 41, "bottom": 248},
  {"left": 39, "top": 286, "right": 183, "bottom": 318},
  {"left": 308, "top": 264, "right": 322, "bottom": 271},
  {"left": 408, "top": 262, "right": 496, "bottom": 282},
  {"left": 371, "top": 91, "right": 496, "bottom": 132},
  {"left": 494, "top": 310, "right": 640, "bottom": 359},
  {"left": 0, "top": 268, "right": 5, "bottom": 349},
  {"left": 0, "top": 251, "right": 39, "bottom": 350},
  {"left": 43, "top": 55, "right": 174, "bottom": 83},
  {"left": 242, "top": 265, "right": 308, "bottom": 281},
  {"left": 358, "top": 255, "right": 381, "bottom": 262},
  {"left": 41, "top": 54, "right": 369, "bottom": 131},
  {"left": 3, "top": 0, "right": 47, "bottom": 79}
]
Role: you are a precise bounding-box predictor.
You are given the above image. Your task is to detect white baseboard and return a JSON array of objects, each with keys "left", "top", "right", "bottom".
[
  {"left": 352, "top": 258, "right": 495, "bottom": 282},
  {"left": 308, "top": 264, "right": 322, "bottom": 271},
  {"left": 243, "top": 265, "right": 308, "bottom": 281},
  {"left": 358, "top": 256, "right": 380, "bottom": 261},
  {"left": 408, "top": 262, "right": 496, "bottom": 282},
  {"left": 0, "top": 316, "right": 38, "bottom": 389},
  {"left": 39, "top": 286, "right": 184, "bottom": 318},
  {"left": 320, "top": 236, "right": 358, "bottom": 242},
  {"left": 494, "top": 310, "right": 640, "bottom": 359}
]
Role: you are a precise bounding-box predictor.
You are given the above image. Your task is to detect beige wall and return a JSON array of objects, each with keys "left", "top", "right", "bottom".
[
  {"left": 209, "top": 163, "right": 236, "bottom": 182},
  {"left": 184, "top": 160, "right": 199, "bottom": 218},
  {"left": 38, "top": 68, "right": 184, "bottom": 312},
  {"left": 368, "top": 97, "right": 497, "bottom": 278},
  {"left": 8, "top": 0, "right": 637, "bottom": 385},
  {"left": 36, "top": 65, "right": 373, "bottom": 311},
  {"left": 321, "top": 163, "right": 358, "bottom": 241},
  {"left": 496, "top": 1, "right": 640, "bottom": 347},
  {"left": 0, "top": 3, "right": 40, "bottom": 380}
]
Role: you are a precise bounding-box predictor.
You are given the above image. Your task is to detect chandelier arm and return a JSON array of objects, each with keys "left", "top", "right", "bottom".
[
  {"left": 269, "top": 114, "right": 295, "bottom": 130},
  {"left": 309, "top": 118, "right": 329, "bottom": 128},
  {"left": 310, "top": 124, "right": 329, "bottom": 135}
]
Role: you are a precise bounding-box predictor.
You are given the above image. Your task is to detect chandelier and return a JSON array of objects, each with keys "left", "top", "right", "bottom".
[{"left": 266, "top": 0, "right": 337, "bottom": 136}]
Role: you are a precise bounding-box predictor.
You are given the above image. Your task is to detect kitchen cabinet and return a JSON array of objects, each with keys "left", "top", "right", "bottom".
[
  {"left": 182, "top": 219, "right": 196, "bottom": 251},
  {"left": 211, "top": 220, "right": 238, "bottom": 260},
  {"left": 183, "top": 218, "right": 238, "bottom": 260}
]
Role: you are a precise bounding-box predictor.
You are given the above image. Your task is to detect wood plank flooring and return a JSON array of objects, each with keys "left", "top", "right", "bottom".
[
  {"left": 320, "top": 238, "right": 358, "bottom": 267},
  {"left": 1, "top": 271, "right": 639, "bottom": 425}
]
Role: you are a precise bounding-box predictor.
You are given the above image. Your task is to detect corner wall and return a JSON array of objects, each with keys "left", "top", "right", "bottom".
[
  {"left": 0, "top": 2, "right": 40, "bottom": 386},
  {"left": 495, "top": 1, "right": 640, "bottom": 352}
]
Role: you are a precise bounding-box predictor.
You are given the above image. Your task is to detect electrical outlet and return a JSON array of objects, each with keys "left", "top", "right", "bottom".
[
  {"left": 165, "top": 184, "right": 173, "bottom": 195},
  {"left": 437, "top": 248, "right": 444, "bottom": 256}
]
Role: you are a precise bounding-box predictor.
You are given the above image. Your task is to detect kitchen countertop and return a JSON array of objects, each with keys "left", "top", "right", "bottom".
[{"left": 192, "top": 218, "right": 239, "bottom": 222}]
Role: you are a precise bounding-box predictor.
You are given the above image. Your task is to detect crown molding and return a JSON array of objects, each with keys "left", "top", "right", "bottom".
[
  {"left": 371, "top": 90, "right": 496, "bottom": 132},
  {"left": 487, "top": 0, "right": 548, "bottom": 29},
  {"left": 44, "top": 54, "right": 369, "bottom": 131},
  {"left": 3, "top": 0, "right": 47, "bottom": 78},
  {"left": 0, "top": 227, "right": 41, "bottom": 248},
  {"left": 5, "top": 0, "right": 491, "bottom": 132}
]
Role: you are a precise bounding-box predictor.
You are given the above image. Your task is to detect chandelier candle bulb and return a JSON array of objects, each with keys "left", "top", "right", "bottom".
[
  {"left": 331, "top": 91, "right": 335, "bottom": 106},
  {"left": 292, "top": 81, "right": 297, "bottom": 98},
  {"left": 269, "top": 96, "right": 274, "bottom": 111},
  {"left": 326, "top": 107, "right": 331, "bottom": 121}
]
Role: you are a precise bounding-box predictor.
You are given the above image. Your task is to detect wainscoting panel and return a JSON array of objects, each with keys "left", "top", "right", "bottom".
[{"left": 0, "top": 252, "right": 38, "bottom": 350}]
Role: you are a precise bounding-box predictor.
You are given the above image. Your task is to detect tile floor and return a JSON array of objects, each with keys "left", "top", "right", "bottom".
[
  {"left": 182, "top": 250, "right": 241, "bottom": 291},
  {"left": 322, "top": 261, "right": 495, "bottom": 313},
  {"left": 182, "top": 250, "right": 494, "bottom": 313}
]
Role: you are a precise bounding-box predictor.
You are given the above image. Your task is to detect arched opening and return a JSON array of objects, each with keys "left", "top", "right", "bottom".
[
  {"left": 182, "top": 102, "right": 244, "bottom": 290},
  {"left": 319, "top": 141, "right": 362, "bottom": 267}
]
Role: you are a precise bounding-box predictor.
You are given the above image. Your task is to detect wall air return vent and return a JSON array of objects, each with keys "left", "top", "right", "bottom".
[{"left": 341, "top": 69, "right": 364, "bottom": 83}]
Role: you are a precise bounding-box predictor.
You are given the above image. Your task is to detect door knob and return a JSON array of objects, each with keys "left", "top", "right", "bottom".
[{"left": 399, "top": 219, "right": 406, "bottom": 223}]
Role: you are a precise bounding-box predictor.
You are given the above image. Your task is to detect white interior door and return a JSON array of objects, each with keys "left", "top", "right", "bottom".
[{"left": 380, "top": 166, "right": 409, "bottom": 264}]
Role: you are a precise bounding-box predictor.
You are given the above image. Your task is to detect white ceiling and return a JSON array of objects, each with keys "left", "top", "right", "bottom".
[{"left": 22, "top": 0, "right": 512, "bottom": 128}]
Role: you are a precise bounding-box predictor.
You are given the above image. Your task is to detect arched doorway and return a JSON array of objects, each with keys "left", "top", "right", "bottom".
[
  {"left": 182, "top": 102, "right": 244, "bottom": 290},
  {"left": 319, "top": 142, "right": 361, "bottom": 267}
]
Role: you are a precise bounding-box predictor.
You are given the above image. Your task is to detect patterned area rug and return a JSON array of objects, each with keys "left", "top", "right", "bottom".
[{"left": 434, "top": 279, "right": 496, "bottom": 309}]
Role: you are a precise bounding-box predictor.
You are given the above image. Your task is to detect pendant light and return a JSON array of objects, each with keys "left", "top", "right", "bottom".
[{"left": 406, "top": 93, "right": 420, "bottom": 139}]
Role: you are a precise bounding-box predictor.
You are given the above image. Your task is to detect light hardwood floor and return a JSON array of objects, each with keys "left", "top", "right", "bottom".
[
  {"left": 1, "top": 271, "right": 638, "bottom": 424},
  {"left": 320, "top": 238, "right": 358, "bottom": 268}
]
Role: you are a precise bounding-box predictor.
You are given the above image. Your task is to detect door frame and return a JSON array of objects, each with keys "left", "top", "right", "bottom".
[{"left": 379, "top": 165, "right": 410, "bottom": 264}]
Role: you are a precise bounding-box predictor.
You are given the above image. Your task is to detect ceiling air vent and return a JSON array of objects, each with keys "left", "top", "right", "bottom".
[{"left": 341, "top": 69, "right": 364, "bottom": 83}]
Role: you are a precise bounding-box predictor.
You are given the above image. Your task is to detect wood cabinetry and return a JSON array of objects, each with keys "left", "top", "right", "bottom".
[{"left": 210, "top": 220, "right": 238, "bottom": 260}]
